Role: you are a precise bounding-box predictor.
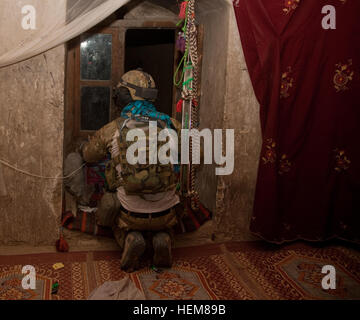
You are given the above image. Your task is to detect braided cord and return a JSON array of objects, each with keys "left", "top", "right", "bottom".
[
  {"left": 174, "top": 1, "right": 200, "bottom": 210},
  {"left": 184, "top": 0, "right": 200, "bottom": 210}
]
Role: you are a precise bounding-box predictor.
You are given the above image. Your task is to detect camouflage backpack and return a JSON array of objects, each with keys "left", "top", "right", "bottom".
[{"left": 105, "top": 117, "right": 178, "bottom": 197}]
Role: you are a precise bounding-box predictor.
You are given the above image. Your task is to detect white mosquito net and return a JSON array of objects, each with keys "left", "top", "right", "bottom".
[{"left": 0, "top": 0, "right": 130, "bottom": 68}]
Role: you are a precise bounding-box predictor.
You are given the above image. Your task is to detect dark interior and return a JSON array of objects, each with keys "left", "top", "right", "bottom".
[{"left": 125, "top": 28, "right": 176, "bottom": 116}]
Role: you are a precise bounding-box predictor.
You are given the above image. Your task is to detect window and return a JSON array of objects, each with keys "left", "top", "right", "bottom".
[
  {"left": 66, "top": 26, "right": 122, "bottom": 142},
  {"left": 65, "top": 21, "right": 202, "bottom": 154}
]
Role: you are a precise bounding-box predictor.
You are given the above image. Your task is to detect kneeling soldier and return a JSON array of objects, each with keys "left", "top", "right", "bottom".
[{"left": 81, "top": 70, "right": 181, "bottom": 272}]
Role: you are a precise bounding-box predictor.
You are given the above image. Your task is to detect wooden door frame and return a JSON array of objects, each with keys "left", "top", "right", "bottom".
[
  {"left": 110, "top": 20, "right": 180, "bottom": 117},
  {"left": 64, "top": 19, "right": 204, "bottom": 155}
]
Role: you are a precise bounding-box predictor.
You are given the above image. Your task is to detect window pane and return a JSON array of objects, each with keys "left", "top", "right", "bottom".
[
  {"left": 80, "top": 34, "right": 112, "bottom": 80},
  {"left": 81, "top": 86, "right": 110, "bottom": 131}
]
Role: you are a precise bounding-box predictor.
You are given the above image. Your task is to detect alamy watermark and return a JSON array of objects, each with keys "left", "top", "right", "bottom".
[
  {"left": 21, "top": 5, "right": 36, "bottom": 30},
  {"left": 22, "top": 265, "right": 36, "bottom": 290},
  {"left": 17, "top": 1, "right": 338, "bottom": 176},
  {"left": 20, "top": 3, "right": 337, "bottom": 31},
  {"left": 20, "top": 263, "right": 336, "bottom": 292},
  {"left": 321, "top": 265, "right": 337, "bottom": 290},
  {"left": 125, "top": 122, "right": 234, "bottom": 176},
  {"left": 322, "top": 5, "right": 336, "bottom": 30}
]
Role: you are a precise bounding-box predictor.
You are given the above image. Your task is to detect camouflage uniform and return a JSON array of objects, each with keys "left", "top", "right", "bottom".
[
  {"left": 79, "top": 70, "right": 182, "bottom": 270},
  {"left": 82, "top": 116, "right": 181, "bottom": 252}
]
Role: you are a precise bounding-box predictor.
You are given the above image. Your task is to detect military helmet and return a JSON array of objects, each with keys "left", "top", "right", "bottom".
[{"left": 118, "top": 69, "right": 158, "bottom": 101}]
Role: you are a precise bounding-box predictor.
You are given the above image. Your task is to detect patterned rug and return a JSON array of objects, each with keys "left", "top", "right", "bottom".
[
  {"left": 131, "top": 268, "right": 216, "bottom": 300},
  {"left": 225, "top": 242, "right": 360, "bottom": 300},
  {"left": 0, "top": 269, "right": 52, "bottom": 300},
  {"left": 0, "top": 241, "right": 359, "bottom": 300}
]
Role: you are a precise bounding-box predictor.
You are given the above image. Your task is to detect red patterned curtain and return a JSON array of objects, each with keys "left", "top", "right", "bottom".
[{"left": 233, "top": 0, "right": 360, "bottom": 243}]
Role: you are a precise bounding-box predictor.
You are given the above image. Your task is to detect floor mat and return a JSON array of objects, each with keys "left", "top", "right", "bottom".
[{"left": 0, "top": 241, "right": 359, "bottom": 300}]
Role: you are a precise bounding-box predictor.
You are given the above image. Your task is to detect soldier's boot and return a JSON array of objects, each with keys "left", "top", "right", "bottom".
[
  {"left": 152, "top": 232, "right": 172, "bottom": 268},
  {"left": 121, "top": 231, "right": 146, "bottom": 272}
]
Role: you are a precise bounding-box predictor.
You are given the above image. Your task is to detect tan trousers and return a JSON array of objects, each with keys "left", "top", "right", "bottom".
[{"left": 97, "top": 192, "right": 178, "bottom": 251}]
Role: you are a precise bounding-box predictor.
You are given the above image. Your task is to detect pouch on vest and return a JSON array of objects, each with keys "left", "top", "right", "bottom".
[
  {"left": 105, "top": 160, "right": 121, "bottom": 192},
  {"left": 114, "top": 118, "right": 177, "bottom": 196}
]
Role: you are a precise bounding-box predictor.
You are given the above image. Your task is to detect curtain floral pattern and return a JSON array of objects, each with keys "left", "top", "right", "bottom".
[{"left": 234, "top": 0, "right": 360, "bottom": 243}]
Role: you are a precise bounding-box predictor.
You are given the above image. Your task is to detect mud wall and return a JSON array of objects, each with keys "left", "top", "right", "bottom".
[
  {"left": 197, "top": 1, "right": 262, "bottom": 241},
  {"left": 215, "top": 4, "right": 262, "bottom": 241},
  {"left": 0, "top": 0, "right": 66, "bottom": 245},
  {"left": 196, "top": 1, "right": 229, "bottom": 216}
]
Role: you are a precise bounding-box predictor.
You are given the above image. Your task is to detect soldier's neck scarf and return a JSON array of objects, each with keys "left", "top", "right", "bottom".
[{"left": 121, "top": 100, "right": 173, "bottom": 129}]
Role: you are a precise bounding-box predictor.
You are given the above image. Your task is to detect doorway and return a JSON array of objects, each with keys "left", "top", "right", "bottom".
[
  {"left": 65, "top": 23, "right": 178, "bottom": 154},
  {"left": 125, "top": 28, "right": 176, "bottom": 116}
]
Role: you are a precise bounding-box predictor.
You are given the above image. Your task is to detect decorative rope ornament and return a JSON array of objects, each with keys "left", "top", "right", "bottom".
[{"left": 175, "top": 0, "right": 200, "bottom": 211}]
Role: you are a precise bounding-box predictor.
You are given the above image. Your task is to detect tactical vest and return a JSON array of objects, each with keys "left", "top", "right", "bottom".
[{"left": 105, "top": 117, "right": 177, "bottom": 197}]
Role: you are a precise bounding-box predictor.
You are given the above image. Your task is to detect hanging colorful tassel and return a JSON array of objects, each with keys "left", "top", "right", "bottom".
[
  {"left": 56, "top": 228, "right": 69, "bottom": 252},
  {"left": 176, "top": 99, "right": 183, "bottom": 113},
  {"left": 179, "top": 1, "right": 188, "bottom": 19},
  {"left": 198, "top": 203, "right": 211, "bottom": 219}
]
